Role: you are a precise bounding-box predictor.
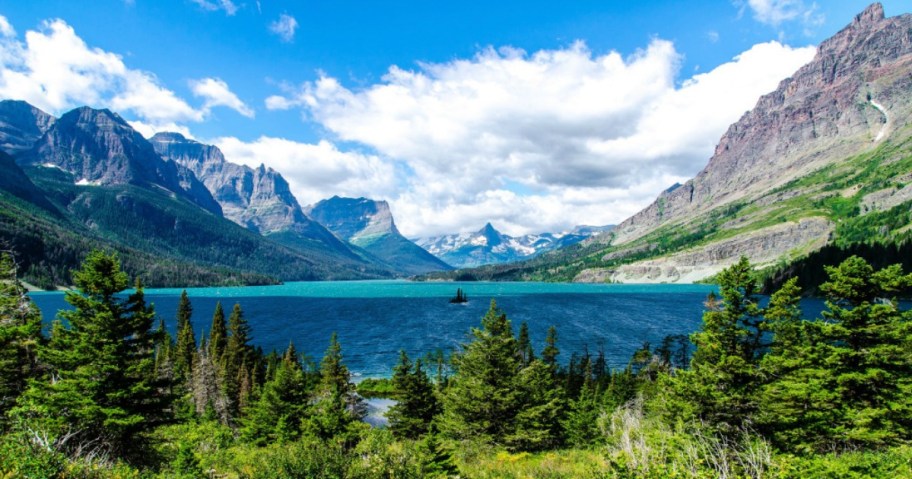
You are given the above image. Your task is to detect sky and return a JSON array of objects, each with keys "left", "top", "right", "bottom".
[{"left": 0, "top": 1, "right": 905, "bottom": 238}]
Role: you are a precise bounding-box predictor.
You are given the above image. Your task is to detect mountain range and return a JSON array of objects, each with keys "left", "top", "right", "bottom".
[
  {"left": 415, "top": 223, "right": 613, "bottom": 268},
  {"left": 0, "top": 102, "right": 444, "bottom": 288},
  {"left": 432, "top": 3, "right": 912, "bottom": 284}
]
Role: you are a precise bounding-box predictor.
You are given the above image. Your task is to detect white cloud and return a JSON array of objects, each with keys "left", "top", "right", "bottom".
[
  {"left": 190, "top": 77, "right": 254, "bottom": 118},
  {"left": 212, "top": 136, "right": 398, "bottom": 207},
  {"left": 269, "top": 14, "right": 298, "bottom": 43},
  {"left": 0, "top": 16, "right": 15, "bottom": 37},
  {"left": 268, "top": 40, "right": 816, "bottom": 237},
  {"left": 0, "top": 18, "right": 250, "bottom": 133},
  {"left": 128, "top": 120, "right": 195, "bottom": 140},
  {"left": 743, "top": 0, "right": 823, "bottom": 28},
  {"left": 191, "top": 0, "right": 238, "bottom": 16}
]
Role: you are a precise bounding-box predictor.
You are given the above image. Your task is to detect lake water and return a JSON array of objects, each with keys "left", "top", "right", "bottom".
[{"left": 28, "top": 280, "right": 827, "bottom": 378}]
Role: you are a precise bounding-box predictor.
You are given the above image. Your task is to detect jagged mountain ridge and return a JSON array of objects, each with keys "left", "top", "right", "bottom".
[
  {"left": 0, "top": 102, "right": 394, "bottom": 286},
  {"left": 149, "top": 132, "right": 362, "bottom": 262},
  {"left": 305, "top": 196, "right": 452, "bottom": 275},
  {"left": 17, "top": 106, "right": 222, "bottom": 216},
  {"left": 0, "top": 100, "right": 55, "bottom": 155},
  {"left": 416, "top": 223, "right": 613, "bottom": 269}
]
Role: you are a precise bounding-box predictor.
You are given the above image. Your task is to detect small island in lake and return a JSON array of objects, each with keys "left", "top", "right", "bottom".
[{"left": 449, "top": 287, "right": 468, "bottom": 303}]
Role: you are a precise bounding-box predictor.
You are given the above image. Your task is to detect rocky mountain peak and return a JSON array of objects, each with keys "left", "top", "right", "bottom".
[
  {"left": 855, "top": 3, "right": 885, "bottom": 25},
  {"left": 305, "top": 196, "right": 398, "bottom": 241},
  {"left": 478, "top": 223, "right": 503, "bottom": 246},
  {"left": 19, "top": 105, "right": 221, "bottom": 215},
  {"left": 0, "top": 100, "right": 55, "bottom": 155},
  {"left": 612, "top": 4, "right": 912, "bottom": 246}
]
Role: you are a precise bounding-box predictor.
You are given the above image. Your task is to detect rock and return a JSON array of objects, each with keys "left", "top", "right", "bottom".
[
  {"left": 0, "top": 100, "right": 55, "bottom": 155},
  {"left": 305, "top": 196, "right": 452, "bottom": 275}
]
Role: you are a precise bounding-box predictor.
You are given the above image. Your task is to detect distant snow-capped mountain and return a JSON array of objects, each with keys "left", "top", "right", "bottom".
[{"left": 415, "top": 223, "right": 613, "bottom": 268}]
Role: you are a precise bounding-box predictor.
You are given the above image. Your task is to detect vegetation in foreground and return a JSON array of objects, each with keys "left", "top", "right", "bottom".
[{"left": 1, "top": 249, "right": 911, "bottom": 477}]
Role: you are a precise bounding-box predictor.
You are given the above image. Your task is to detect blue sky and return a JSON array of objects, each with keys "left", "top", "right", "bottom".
[{"left": 0, "top": 1, "right": 905, "bottom": 236}]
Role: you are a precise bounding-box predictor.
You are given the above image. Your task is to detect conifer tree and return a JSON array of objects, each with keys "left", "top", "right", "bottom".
[
  {"left": 517, "top": 321, "right": 534, "bottom": 367},
  {"left": 678, "top": 256, "right": 765, "bottom": 433},
  {"left": 14, "top": 251, "right": 162, "bottom": 454},
  {"left": 542, "top": 325, "right": 559, "bottom": 369},
  {"left": 242, "top": 342, "right": 310, "bottom": 445},
  {"left": 440, "top": 300, "right": 521, "bottom": 444},
  {"left": 0, "top": 252, "right": 42, "bottom": 423},
  {"left": 388, "top": 351, "right": 441, "bottom": 439},
  {"left": 306, "top": 333, "right": 365, "bottom": 445},
  {"left": 509, "top": 359, "right": 565, "bottom": 451},
  {"left": 173, "top": 290, "right": 196, "bottom": 381},
  {"left": 223, "top": 303, "right": 252, "bottom": 418},
  {"left": 208, "top": 302, "right": 227, "bottom": 363}
]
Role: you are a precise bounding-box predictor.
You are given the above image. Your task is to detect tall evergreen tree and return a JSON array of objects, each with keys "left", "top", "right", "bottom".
[
  {"left": 242, "top": 342, "right": 310, "bottom": 445},
  {"left": 208, "top": 302, "right": 227, "bottom": 363},
  {"left": 0, "top": 252, "right": 42, "bottom": 424},
  {"left": 306, "top": 333, "right": 365, "bottom": 445},
  {"left": 14, "top": 251, "right": 163, "bottom": 454},
  {"left": 541, "top": 325, "right": 559, "bottom": 369},
  {"left": 509, "top": 359, "right": 565, "bottom": 451},
  {"left": 677, "top": 256, "right": 766, "bottom": 433},
  {"left": 387, "top": 351, "right": 441, "bottom": 439},
  {"left": 440, "top": 300, "right": 521, "bottom": 445},
  {"left": 223, "top": 303, "right": 252, "bottom": 418},
  {"left": 517, "top": 321, "right": 534, "bottom": 367},
  {"left": 173, "top": 290, "right": 196, "bottom": 381}
]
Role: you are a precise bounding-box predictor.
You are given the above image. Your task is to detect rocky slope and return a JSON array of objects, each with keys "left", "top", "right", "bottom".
[
  {"left": 149, "top": 132, "right": 361, "bottom": 261},
  {"left": 438, "top": 4, "right": 912, "bottom": 284},
  {"left": 0, "top": 100, "right": 55, "bottom": 155},
  {"left": 305, "top": 196, "right": 451, "bottom": 275},
  {"left": 572, "top": 3, "right": 912, "bottom": 282},
  {"left": 18, "top": 107, "right": 222, "bottom": 215},
  {"left": 611, "top": 4, "right": 910, "bottom": 247},
  {"left": 417, "top": 223, "right": 613, "bottom": 268}
]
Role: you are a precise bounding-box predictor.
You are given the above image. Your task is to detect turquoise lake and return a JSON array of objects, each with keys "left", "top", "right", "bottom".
[{"left": 30, "top": 280, "right": 824, "bottom": 378}]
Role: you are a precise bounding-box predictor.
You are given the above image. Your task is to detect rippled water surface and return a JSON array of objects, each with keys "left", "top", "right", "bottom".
[{"left": 30, "top": 280, "right": 823, "bottom": 377}]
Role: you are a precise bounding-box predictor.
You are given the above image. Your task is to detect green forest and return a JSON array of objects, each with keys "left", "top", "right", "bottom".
[{"left": 2, "top": 250, "right": 912, "bottom": 478}]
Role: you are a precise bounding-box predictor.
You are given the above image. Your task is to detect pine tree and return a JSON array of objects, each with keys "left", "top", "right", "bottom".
[
  {"left": 242, "top": 342, "right": 310, "bottom": 445},
  {"left": 509, "top": 359, "right": 565, "bottom": 451},
  {"left": 14, "top": 250, "right": 163, "bottom": 454},
  {"left": 517, "top": 321, "right": 534, "bottom": 367},
  {"left": 440, "top": 300, "right": 521, "bottom": 444},
  {"left": 208, "top": 302, "right": 227, "bottom": 363},
  {"left": 814, "top": 257, "right": 912, "bottom": 448},
  {"left": 542, "top": 325, "right": 559, "bottom": 369},
  {"left": 173, "top": 290, "right": 196, "bottom": 381},
  {"left": 678, "top": 256, "right": 766, "bottom": 433},
  {"left": 0, "top": 252, "right": 42, "bottom": 424},
  {"left": 306, "top": 333, "right": 365, "bottom": 445},
  {"left": 388, "top": 351, "right": 441, "bottom": 439},
  {"left": 223, "top": 303, "right": 252, "bottom": 419}
]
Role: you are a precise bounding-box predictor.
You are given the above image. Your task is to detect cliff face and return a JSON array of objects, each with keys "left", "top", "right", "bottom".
[
  {"left": 149, "top": 132, "right": 357, "bottom": 258},
  {"left": 306, "top": 196, "right": 452, "bottom": 275},
  {"left": 0, "top": 100, "right": 55, "bottom": 155},
  {"left": 612, "top": 3, "right": 912, "bottom": 245},
  {"left": 20, "top": 107, "right": 222, "bottom": 215}
]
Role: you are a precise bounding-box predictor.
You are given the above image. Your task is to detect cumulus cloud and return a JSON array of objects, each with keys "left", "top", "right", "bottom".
[
  {"left": 269, "top": 14, "right": 298, "bottom": 42},
  {"left": 742, "top": 0, "right": 823, "bottom": 28},
  {"left": 213, "top": 136, "right": 398, "bottom": 207},
  {"left": 267, "top": 40, "right": 816, "bottom": 237},
  {"left": 191, "top": 77, "right": 254, "bottom": 118},
  {"left": 0, "top": 17, "right": 250, "bottom": 133},
  {"left": 191, "top": 0, "right": 238, "bottom": 16},
  {"left": 0, "top": 16, "right": 15, "bottom": 37}
]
